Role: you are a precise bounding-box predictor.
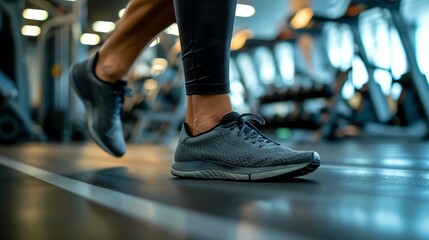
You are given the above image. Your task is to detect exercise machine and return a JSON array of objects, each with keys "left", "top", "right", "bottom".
[
  {"left": 0, "top": 0, "right": 42, "bottom": 143},
  {"left": 35, "top": 0, "right": 88, "bottom": 141}
]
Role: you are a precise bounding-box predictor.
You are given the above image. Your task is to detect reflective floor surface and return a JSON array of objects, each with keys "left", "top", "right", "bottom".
[{"left": 0, "top": 139, "right": 428, "bottom": 240}]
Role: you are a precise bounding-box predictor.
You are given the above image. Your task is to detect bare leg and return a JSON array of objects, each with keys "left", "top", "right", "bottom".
[
  {"left": 95, "top": 0, "right": 175, "bottom": 82},
  {"left": 185, "top": 96, "right": 194, "bottom": 131}
]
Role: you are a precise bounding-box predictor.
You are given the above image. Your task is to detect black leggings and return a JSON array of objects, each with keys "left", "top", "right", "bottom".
[{"left": 173, "top": 0, "right": 237, "bottom": 95}]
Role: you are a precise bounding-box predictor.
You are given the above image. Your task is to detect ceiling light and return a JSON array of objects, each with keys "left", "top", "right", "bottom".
[
  {"left": 80, "top": 33, "right": 100, "bottom": 46},
  {"left": 22, "top": 9, "right": 48, "bottom": 21},
  {"left": 164, "top": 23, "right": 179, "bottom": 36},
  {"left": 118, "top": 8, "right": 125, "bottom": 18},
  {"left": 92, "top": 21, "right": 116, "bottom": 33},
  {"left": 149, "top": 37, "right": 160, "bottom": 47},
  {"left": 150, "top": 58, "right": 168, "bottom": 75},
  {"left": 21, "top": 25, "right": 41, "bottom": 37},
  {"left": 230, "top": 29, "right": 253, "bottom": 51},
  {"left": 236, "top": 4, "right": 255, "bottom": 17},
  {"left": 144, "top": 79, "right": 158, "bottom": 90},
  {"left": 290, "top": 7, "right": 313, "bottom": 29}
]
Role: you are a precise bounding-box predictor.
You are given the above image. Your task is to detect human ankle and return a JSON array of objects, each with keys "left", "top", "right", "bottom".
[
  {"left": 94, "top": 51, "right": 128, "bottom": 83},
  {"left": 192, "top": 114, "right": 225, "bottom": 135},
  {"left": 95, "top": 63, "right": 127, "bottom": 83},
  {"left": 190, "top": 94, "right": 233, "bottom": 135}
]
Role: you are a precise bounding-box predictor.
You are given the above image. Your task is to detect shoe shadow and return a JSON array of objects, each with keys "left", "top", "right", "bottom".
[
  {"left": 63, "top": 167, "right": 147, "bottom": 192},
  {"left": 254, "top": 176, "right": 319, "bottom": 184},
  {"left": 171, "top": 174, "right": 319, "bottom": 184},
  {"left": 171, "top": 175, "right": 322, "bottom": 196}
]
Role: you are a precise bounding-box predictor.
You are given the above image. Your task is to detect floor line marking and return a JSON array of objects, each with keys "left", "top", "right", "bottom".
[{"left": 0, "top": 156, "right": 306, "bottom": 240}]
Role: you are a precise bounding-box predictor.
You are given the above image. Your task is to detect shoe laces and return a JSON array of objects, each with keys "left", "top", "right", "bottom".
[
  {"left": 111, "top": 83, "right": 132, "bottom": 117},
  {"left": 223, "top": 113, "right": 278, "bottom": 147}
]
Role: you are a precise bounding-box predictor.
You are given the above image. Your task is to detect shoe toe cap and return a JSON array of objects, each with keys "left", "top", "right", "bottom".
[
  {"left": 312, "top": 151, "right": 320, "bottom": 162},
  {"left": 103, "top": 137, "right": 126, "bottom": 157}
]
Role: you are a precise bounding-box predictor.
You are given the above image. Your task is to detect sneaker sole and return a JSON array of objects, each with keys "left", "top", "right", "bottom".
[
  {"left": 171, "top": 160, "right": 313, "bottom": 181},
  {"left": 69, "top": 65, "right": 118, "bottom": 157},
  {"left": 276, "top": 156, "right": 320, "bottom": 178}
]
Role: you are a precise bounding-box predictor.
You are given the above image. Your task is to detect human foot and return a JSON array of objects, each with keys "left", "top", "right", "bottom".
[{"left": 70, "top": 53, "right": 129, "bottom": 157}]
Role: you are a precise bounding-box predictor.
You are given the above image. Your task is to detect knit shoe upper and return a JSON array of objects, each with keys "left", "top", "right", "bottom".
[
  {"left": 70, "top": 54, "right": 129, "bottom": 157},
  {"left": 172, "top": 112, "right": 320, "bottom": 180}
]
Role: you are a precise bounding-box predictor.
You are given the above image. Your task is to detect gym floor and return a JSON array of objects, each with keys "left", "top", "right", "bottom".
[{"left": 0, "top": 139, "right": 428, "bottom": 240}]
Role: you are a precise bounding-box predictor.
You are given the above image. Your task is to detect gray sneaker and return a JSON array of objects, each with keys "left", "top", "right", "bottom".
[
  {"left": 172, "top": 112, "right": 320, "bottom": 180},
  {"left": 70, "top": 53, "right": 128, "bottom": 157}
]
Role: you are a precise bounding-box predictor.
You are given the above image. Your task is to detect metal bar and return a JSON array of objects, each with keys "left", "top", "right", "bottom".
[
  {"left": 350, "top": 22, "right": 392, "bottom": 123},
  {"left": 389, "top": 9, "right": 429, "bottom": 129},
  {"left": 36, "top": 14, "right": 76, "bottom": 124}
]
